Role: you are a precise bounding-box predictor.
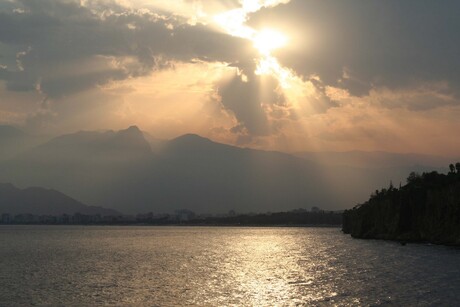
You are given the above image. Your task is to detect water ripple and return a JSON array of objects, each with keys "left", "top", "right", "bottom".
[{"left": 0, "top": 226, "right": 459, "bottom": 306}]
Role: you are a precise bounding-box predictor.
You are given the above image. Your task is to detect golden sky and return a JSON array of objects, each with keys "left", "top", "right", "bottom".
[{"left": 1, "top": 0, "right": 460, "bottom": 156}]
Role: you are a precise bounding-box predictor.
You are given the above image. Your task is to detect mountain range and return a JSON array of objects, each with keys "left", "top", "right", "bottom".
[{"left": 0, "top": 125, "right": 455, "bottom": 214}]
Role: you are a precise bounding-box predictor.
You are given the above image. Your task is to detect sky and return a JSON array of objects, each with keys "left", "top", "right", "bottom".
[{"left": 1, "top": 0, "right": 460, "bottom": 156}]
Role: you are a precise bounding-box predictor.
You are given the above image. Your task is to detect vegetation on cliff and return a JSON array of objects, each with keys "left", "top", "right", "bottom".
[{"left": 343, "top": 163, "right": 460, "bottom": 245}]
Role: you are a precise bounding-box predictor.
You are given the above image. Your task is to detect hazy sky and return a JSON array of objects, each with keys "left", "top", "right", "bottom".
[{"left": 1, "top": 0, "right": 459, "bottom": 155}]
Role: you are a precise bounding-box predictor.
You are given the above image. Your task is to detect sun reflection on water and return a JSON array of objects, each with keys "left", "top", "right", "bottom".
[
  {"left": 2, "top": 226, "right": 458, "bottom": 306},
  {"left": 187, "top": 228, "right": 343, "bottom": 306}
]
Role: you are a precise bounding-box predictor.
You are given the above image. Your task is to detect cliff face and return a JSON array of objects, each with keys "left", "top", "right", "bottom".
[{"left": 343, "top": 170, "right": 460, "bottom": 245}]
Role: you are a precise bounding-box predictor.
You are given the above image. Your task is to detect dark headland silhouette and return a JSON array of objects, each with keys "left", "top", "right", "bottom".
[{"left": 343, "top": 164, "right": 460, "bottom": 246}]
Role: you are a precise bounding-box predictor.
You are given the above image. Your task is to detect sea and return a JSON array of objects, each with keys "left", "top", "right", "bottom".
[{"left": 0, "top": 226, "right": 459, "bottom": 306}]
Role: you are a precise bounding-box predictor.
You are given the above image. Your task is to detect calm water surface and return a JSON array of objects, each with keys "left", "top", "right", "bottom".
[{"left": 0, "top": 226, "right": 459, "bottom": 306}]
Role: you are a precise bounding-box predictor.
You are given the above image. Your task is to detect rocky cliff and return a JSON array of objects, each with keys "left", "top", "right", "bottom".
[{"left": 343, "top": 166, "right": 460, "bottom": 245}]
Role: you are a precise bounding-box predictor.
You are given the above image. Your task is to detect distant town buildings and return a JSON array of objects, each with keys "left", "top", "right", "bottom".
[
  {"left": 0, "top": 211, "right": 200, "bottom": 225},
  {"left": 1, "top": 213, "right": 11, "bottom": 224},
  {"left": 0, "top": 206, "right": 339, "bottom": 226}
]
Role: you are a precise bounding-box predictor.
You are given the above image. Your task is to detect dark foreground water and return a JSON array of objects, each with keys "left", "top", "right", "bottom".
[{"left": 0, "top": 226, "right": 459, "bottom": 306}]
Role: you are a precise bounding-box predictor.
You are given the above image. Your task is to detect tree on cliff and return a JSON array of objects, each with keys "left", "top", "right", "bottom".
[
  {"left": 343, "top": 163, "right": 460, "bottom": 246},
  {"left": 407, "top": 172, "right": 421, "bottom": 184}
]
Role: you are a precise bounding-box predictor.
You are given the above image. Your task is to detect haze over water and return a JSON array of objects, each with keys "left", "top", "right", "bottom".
[{"left": 1, "top": 226, "right": 459, "bottom": 306}]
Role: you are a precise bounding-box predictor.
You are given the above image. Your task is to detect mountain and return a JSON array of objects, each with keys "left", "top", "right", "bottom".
[
  {"left": 0, "top": 129, "right": 348, "bottom": 213},
  {"left": 131, "top": 134, "right": 409, "bottom": 214},
  {"left": 0, "top": 126, "right": 154, "bottom": 212},
  {"left": 0, "top": 183, "right": 119, "bottom": 216},
  {"left": 0, "top": 126, "right": 453, "bottom": 214},
  {"left": 150, "top": 134, "right": 338, "bottom": 213}
]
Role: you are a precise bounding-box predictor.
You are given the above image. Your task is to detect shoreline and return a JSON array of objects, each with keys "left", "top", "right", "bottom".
[
  {"left": 0, "top": 223, "right": 342, "bottom": 228},
  {"left": 346, "top": 234, "right": 460, "bottom": 248}
]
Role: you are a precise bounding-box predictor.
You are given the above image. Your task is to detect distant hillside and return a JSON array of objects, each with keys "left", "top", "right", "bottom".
[
  {"left": 0, "top": 126, "right": 155, "bottom": 212},
  {"left": 0, "top": 128, "right": 372, "bottom": 213},
  {"left": 0, "top": 125, "right": 46, "bottom": 160},
  {"left": 0, "top": 183, "right": 119, "bottom": 216},
  {"left": 343, "top": 164, "right": 460, "bottom": 245},
  {"left": 0, "top": 125, "right": 456, "bottom": 214}
]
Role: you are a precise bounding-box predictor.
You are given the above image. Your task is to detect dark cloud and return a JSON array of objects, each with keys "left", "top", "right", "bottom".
[
  {"left": 250, "top": 0, "right": 460, "bottom": 98},
  {"left": 218, "top": 72, "right": 285, "bottom": 136},
  {"left": 0, "top": 0, "right": 255, "bottom": 98},
  {"left": 218, "top": 74, "right": 270, "bottom": 136}
]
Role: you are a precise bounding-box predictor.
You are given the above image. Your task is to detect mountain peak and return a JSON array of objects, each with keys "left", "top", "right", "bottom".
[
  {"left": 116, "top": 126, "right": 147, "bottom": 143},
  {"left": 116, "top": 125, "right": 143, "bottom": 137},
  {"left": 163, "top": 133, "right": 244, "bottom": 157},
  {"left": 167, "top": 134, "right": 217, "bottom": 150},
  {"left": 124, "top": 125, "right": 141, "bottom": 132},
  {"left": 171, "top": 134, "right": 214, "bottom": 144},
  {"left": 108, "top": 126, "right": 153, "bottom": 157},
  {"left": 29, "top": 126, "right": 153, "bottom": 161}
]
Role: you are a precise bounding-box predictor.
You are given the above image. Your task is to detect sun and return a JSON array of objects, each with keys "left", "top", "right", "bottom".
[
  {"left": 213, "top": 10, "right": 292, "bottom": 86},
  {"left": 253, "top": 29, "right": 288, "bottom": 55}
]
